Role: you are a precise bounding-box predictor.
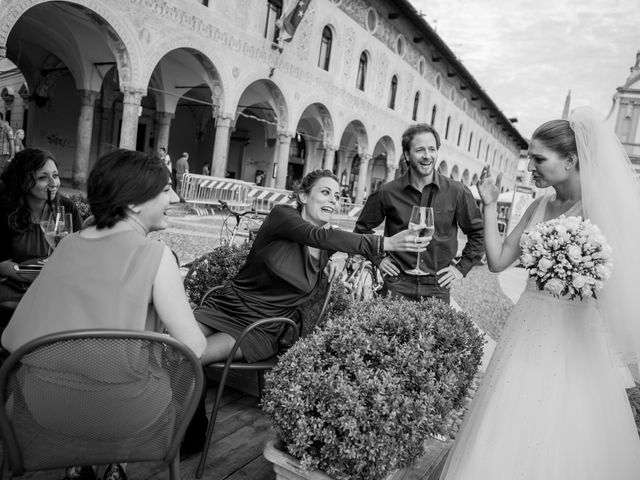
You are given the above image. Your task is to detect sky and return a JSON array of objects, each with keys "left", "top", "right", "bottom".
[{"left": 407, "top": 0, "right": 640, "bottom": 139}]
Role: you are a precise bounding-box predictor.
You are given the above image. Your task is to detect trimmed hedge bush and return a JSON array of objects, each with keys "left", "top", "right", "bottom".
[
  {"left": 182, "top": 243, "right": 251, "bottom": 304},
  {"left": 262, "top": 296, "right": 484, "bottom": 480}
]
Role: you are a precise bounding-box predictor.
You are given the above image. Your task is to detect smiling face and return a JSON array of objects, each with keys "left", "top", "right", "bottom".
[
  {"left": 527, "top": 138, "right": 575, "bottom": 188},
  {"left": 299, "top": 176, "right": 341, "bottom": 227},
  {"left": 28, "top": 159, "right": 60, "bottom": 202},
  {"left": 406, "top": 131, "right": 438, "bottom": 180},
  {"left": 133, "top": 182, "right": 179, "bottom": 232}
]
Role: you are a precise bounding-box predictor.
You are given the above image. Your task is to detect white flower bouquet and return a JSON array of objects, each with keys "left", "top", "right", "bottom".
[{"left": 519, "top": 215, "right": 613, "bottom": 300}]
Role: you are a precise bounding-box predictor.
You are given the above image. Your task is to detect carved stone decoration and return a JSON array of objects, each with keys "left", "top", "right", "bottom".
[
  {"left": 404, "top": 75, "right": 414, "bottom": 117},
  {"left": 294, "top": 5, "right": 316, "bottom": 61},
  {"left": 343, "top": 28, "right": 356, "bottom": 84},
  {"left": 375, "top": 52, "right": 388, "bottom": 99}
]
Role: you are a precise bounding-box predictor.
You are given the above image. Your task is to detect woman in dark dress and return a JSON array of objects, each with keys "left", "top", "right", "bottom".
[
  {"left": 194, "top": 169, "right": 429, "bottom": 364},
  {"left": 0, "top": 149, "right": 82, "bottom": 304}
]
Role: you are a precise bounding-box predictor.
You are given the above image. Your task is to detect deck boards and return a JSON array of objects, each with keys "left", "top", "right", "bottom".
[{"left": 2, "top": 379, "right": 447, "bottom": 480}]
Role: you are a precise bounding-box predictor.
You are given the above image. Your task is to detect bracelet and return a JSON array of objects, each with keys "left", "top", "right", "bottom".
[{"left": 376, "top": 235, "right": 384, "bottom": 255}]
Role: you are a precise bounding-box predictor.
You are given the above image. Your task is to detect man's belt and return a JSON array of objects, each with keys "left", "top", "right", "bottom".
[{"left": 397, "top": 271, "right": 439, "bottom": 285}]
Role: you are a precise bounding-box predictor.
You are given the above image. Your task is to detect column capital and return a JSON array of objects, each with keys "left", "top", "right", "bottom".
[
  {"left": 277, "top": 130, "right": 295, "bottom": 143},
  {"left": 323, "top": 142, "right": 338, "bottom": 152},
  {"left": 78, "top": 89, "right": 100, "bottom": 107},
  {"left": 121, "top": 86, "right": 146, "bottom": 104},
  {"left": 216, "top": 113, "right": 234, "bottom": 128},
  {"left": 360, "top": 153, "right": 373, "bottom": 162},
  {"left": 155, "top": 111, "right": 174, "bottom": 124}
]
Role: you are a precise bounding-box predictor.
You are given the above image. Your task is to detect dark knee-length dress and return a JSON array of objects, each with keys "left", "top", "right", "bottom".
[{"left": 194, "top": 205, "right": 381, "bottom": 362}]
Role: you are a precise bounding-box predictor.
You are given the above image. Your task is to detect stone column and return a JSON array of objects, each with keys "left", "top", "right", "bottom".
[
  {"left": 275, "top": 131, "right": 293, "bottom": 189},
  {"left": 211, "top": 113, "right": 233, "bottom": 177},
  {"left": 385, "top": 163, "right": 397, "bottom": 182},
  {"left": 97, "top": 105, "right": 113, "bottom": 158},
  {"left": 119, "top": 87, "right": 145, "bottom": 150},
  {"left": 154, "top": 111, "right": 173, "bottom": 152},
  {"left": 10, "top": 96, "right": 25, "bottom": 132},
  {"left": 322, "top": 143, "right": 336, "bottom": 170},
  {"left": 355, "top": 153, "right": 372, "bottom": 204},
  {"left": 72, "top": 89, "right": 99, "bottom": 187}
]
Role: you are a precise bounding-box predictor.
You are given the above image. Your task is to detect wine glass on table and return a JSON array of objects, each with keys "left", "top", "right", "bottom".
[
  {"left": 43, "top": 213, "right": 73, "bottom": 254},
  {"left": 405, "top": 206, "right": 434, "bottom": 275}
]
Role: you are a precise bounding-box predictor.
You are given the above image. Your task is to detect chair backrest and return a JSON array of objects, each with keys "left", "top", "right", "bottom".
[{"left": 0, "top": 329, "right": 204, "bottom": 476}]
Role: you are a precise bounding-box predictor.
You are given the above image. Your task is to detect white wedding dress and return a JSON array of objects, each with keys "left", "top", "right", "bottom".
[{"left": 440, "top": 195, "right": 640, "bottom": 479}]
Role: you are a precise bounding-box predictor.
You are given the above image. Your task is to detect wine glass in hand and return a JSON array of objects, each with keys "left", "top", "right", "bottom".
[{"left": 406, "top": 206, "right": 434, "bottom": 275}]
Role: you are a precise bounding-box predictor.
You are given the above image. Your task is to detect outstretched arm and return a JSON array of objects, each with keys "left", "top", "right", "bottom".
[{"left": 265, "top": 206, "right": 428, "bottom": 257}]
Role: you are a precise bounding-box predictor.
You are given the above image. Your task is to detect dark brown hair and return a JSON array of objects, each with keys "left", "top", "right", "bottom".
[{"left": 295, "top": 169, "right": 339, "bottom": 211}]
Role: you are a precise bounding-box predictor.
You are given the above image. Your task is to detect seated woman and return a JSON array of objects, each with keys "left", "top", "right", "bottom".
[
  {"left": 0, "top": 149, "right": 83, "bottom": 304},
  {"left": 194, "top": 169, "right": 428, "bottom": 364},
  {"left": 2, "top": 149, "right": 207, "bottom": 480}
]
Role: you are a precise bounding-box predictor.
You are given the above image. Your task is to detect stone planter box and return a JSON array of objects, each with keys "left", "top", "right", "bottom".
[{"left": 263, "top": 438, "right": 451, "bottom": 480}]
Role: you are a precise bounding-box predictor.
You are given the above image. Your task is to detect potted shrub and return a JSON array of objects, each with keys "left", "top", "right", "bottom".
[{"left": 262, "top": 296, "right": 484, "bottom": 480}]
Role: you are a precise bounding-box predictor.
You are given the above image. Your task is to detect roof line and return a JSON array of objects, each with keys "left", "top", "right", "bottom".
[{"left": 390, "top": 0, "right": 528, "bottom": 148}]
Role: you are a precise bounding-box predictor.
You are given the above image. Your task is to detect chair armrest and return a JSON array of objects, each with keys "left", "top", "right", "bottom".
[
  {"left": 207, "top": 317, "right": 299, "bottom": 371},
  {"left": 199, "top": 285, "right": 225, "bottom": 307}
]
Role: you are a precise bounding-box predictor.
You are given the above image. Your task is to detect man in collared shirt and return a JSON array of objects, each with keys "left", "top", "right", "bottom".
[{"left": 354, "top": 123, "right": 484, "bottom": 304}]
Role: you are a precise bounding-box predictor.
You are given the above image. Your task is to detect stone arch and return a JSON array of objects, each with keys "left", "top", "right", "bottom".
[
  {"left": 144, "top": 41, "right": 233, "bottom": 112},
  {"left": 0, "top": 0, "right": 141, "bottom": 89},
  {"left": 437, "top": 160, "right": 448, "bottom": 177},
  {"left": 231, "top": 79, "right": 290, "bottom": 186},
  {"left": 294, "top": 102, "right": 336, "bottom": 176},
  {"left": 450, "top": 164, "right": 460, "bottom": 181},
  {"left": 461, "top": 168, "right": 470, "bottom": 186},
  {"left": 371, "top": 135, "right": 395, "bottom": 186}
]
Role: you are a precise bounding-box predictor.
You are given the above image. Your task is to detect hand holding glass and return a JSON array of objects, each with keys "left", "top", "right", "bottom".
[{"left": 406, "top": 206, "right": 434, "bottom": 275}]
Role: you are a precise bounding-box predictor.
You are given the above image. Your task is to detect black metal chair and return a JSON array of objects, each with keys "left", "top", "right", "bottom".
[
  {"left": 0, "top": 329, "right": 204, "bottom": 480},
  {"left": 194, "top": 281, "right": 332, "bottom": 478}
]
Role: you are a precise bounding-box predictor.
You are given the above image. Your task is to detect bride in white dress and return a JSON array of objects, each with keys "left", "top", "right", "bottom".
[{"left": 440, "top": 107, "right": 640, "bottom": 479}]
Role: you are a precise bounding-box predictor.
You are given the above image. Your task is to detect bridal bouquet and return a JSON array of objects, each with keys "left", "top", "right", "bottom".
[{"left": 519, "top": 215, "right": 613, "bottom": 300}]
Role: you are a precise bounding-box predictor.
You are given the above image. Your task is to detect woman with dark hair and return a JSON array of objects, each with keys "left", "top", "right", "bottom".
[
  {"left": 440, "top": 108, "right": 640, "bottom": 479},
  {"left": 2, "top": 149, "right": 206, "bottom": 480},
  {"left": 194, "top": 169, "right": 429, "bottom": 365},
  {"left": 0, "top": 148, "right": 82, "bottom": 303}
]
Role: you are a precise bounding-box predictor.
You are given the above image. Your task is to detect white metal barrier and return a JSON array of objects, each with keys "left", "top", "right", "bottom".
[
  {"left": 246, "top": 185, "right": 296, "bottom": 213},
  {"left": 180, "top": 174, "right": 366, "bottom": 224},
  {"left": 181, "top": 174, "right": 252, "bottom": 215}
]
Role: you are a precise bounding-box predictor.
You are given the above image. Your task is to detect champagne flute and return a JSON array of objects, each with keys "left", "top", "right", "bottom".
[{"left": 405, "top": 206, "right": 434, "bottom": 275}]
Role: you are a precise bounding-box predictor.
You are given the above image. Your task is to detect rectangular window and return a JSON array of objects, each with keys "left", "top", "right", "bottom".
[{"left": 264, "top": 0, "right": 282, "bottom": 43}]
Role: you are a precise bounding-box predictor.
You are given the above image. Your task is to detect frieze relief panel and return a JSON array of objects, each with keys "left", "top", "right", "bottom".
[
  {"left": 342, "top": 27, "right": 356, "bottom": 84},
  {"left": 374, "top": 52, "right": 389, "bottom": 100},
  {"left": 294, "top": 5, "right": 316, "bottom": 62}
]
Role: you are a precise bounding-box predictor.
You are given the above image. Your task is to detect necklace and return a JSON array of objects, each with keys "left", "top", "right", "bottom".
[{"left": 123, "top": 216, "right": 148, "bottom": 237}]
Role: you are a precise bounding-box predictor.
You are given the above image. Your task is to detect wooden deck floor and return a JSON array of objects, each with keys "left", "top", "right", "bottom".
[{"left": 4, "top": 377, "right": 450, "bottom": 480}]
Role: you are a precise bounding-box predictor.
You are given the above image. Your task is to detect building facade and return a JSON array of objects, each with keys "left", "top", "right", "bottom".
[
  {"left": 0, "top": 0, "right": 527, "bottom": 201},
  {"left": 609, "top": 50, "right": 640, "bottom": 176}
]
